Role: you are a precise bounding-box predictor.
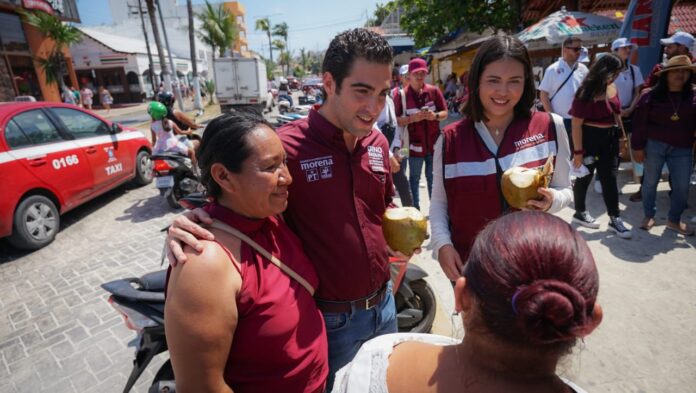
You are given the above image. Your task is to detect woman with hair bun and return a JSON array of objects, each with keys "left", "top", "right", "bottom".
[{"left": 333, "top": 211, "right": 602, "bottom": 393}]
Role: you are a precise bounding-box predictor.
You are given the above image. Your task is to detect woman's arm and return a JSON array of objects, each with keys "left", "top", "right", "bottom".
[
  {"left": 546, "top": 114, "right": 573, "bottom": 213},
  {"left": 571, "top": 116, "right": 585, "bottom": 168},
  {"left": 165, "top": 241, "right": 241, "bottom": 393}
]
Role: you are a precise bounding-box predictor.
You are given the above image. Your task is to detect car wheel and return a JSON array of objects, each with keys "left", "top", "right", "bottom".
[
  {"left": 8, "top": 195, "right": 60, "bottom": 250},
  {"left": 133, "top": 150, "right": 153, "bottom": 186}
]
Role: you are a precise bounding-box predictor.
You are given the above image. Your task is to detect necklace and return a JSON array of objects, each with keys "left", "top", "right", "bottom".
[
  {"left": 495, "top": 128, "right": 500, "bottom": 136},
  {"left": 668, "top": 94, "right": 681, "bottom": 121}
]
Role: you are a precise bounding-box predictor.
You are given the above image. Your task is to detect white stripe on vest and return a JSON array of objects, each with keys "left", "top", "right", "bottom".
[
  {"left": 499, "top": 141, "right": 557, "bottom": 172},
  {"left": 444, "top": 158, "right": 497, "bottom": 178}
]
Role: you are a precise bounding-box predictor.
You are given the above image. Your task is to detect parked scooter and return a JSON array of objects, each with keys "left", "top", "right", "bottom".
[
  {"left": 151, "top": 153, "right": 201, "bottom": 209},
  {"left": 101, "top": 270, "right": 172, "bottom": 393}
]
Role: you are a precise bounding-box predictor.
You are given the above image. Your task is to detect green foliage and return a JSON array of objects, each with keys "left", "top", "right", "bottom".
[
  {"left": 196, "top": 1, "right": 238, "bottom": 57},
  {"left": 293, "top": 65, "right": 306, "bottom": 78},
  {"left": 389, "top": 0, "right": 520, "bottom": 47},
  {"left": 20, "top": 10, "right": 81, "bottom": 88},
  {"left": 203, "top": 79, "right": 216, "bottom": 105},
  {"left": 365, "top": 3, "right": 391, "bottom": 27},
  {"left": 262, "top": 58, "right": 275, "bottom": 80},
  {"left": 255, "top": 17, "right": 273, "bottom": 61}
]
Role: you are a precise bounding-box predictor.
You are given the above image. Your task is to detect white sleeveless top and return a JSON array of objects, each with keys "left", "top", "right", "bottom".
[{"left": 331, "top": 333, "right": 588, "bottom": 393}]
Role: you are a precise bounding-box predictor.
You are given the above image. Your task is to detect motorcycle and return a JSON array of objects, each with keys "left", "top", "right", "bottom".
[
  {"left": 101, "top": 270, "right": 173, "bottom": 393},
  {"left": 151, "top": 153, "right": 201, "bottom": 209}
]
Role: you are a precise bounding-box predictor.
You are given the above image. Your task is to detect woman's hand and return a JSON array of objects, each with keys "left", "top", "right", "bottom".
[
  {"left": 526, "top": 187, "right": 554, "bottom": 212},
  {"left": 438, "top": 244, "right": 464, "bottom": 281},
  {"left": 632, "top": 149, "right": 645, "bottom": 164},
  {"left": 573, "top": 153, "right": 583, "bottom": 168},
  {"left": 389, "top": 155, "right": 401, "bottom": 173},
  {"left": 166, "top": 208, "right": 215, "bottom": 266}
]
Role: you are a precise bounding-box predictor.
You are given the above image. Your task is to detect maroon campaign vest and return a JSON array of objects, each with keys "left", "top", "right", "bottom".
[
  {"left": 442, "top": 112, "right": 558, "bottom": 260},
  {"left": 395, "top": 84, "right": 446, "bottom": 157}
]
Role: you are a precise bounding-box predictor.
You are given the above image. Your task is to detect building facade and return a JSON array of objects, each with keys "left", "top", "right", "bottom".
[{"left": 0, "top": 0, "right": 81, "bottom": 102}]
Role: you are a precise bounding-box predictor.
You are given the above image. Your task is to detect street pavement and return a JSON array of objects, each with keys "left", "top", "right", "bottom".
[{"left": 0, "top": 110, "right": 695, "bottom": 392}]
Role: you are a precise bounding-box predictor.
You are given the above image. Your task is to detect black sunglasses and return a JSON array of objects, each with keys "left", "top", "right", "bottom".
[{"left": 565, "top": 46, "right": 582, "bottom": 52}]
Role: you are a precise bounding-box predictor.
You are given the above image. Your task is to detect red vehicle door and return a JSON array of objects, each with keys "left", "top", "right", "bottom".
[
  {"left": 5, "top": 109, "right": 94, "bottom": 209},
  {"left": 48, "top": 107, "right": 131, "bottom": 192}
]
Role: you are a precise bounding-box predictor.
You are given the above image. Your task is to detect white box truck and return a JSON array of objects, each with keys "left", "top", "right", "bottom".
[{"left": 214, "top": 57, "right": 271, "bottom": 113}]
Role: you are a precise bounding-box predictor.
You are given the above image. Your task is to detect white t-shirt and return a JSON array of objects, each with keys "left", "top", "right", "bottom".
[
  {"left": 332, "top": 333, "right": 588, "bottom": 393},
  {"left": 613, "top": 64, "right": 644, "bottom": 109},
  {"left": 539, "top": 58, "right": 588, "bottom": 119}
]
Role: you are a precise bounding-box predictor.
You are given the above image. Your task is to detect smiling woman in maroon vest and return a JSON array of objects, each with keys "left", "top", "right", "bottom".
[{"left": 430, "top": 36, "right": 573, "bottom": 281}]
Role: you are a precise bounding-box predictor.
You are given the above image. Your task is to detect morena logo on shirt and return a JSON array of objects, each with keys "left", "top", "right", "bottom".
[
  {"left": 300, "top": 155, "right": 334, "bottom": 183},
  {"left": 514, "top": 133, "right": 545, "bottom": 148}
]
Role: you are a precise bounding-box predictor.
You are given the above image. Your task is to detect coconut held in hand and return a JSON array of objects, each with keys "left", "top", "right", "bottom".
[
  {"left": 501, "top": 155, "right": 554, "bottom": 210},
  {"left": 382, "top": 207, "right": 428, "bottom": 257}
]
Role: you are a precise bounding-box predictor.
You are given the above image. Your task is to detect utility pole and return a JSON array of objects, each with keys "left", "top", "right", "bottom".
[
  {"left": 145, "top": 0, "right": 171, "bottom": 96},
  {"left": 187, "top": 0, "right": 202, "bottom": 111},
  {"left": 156, "top": 0, "right": 184, "bottom": 111},
  {"left": 135, "top": 0, "right": 157, "bottom": 96}
]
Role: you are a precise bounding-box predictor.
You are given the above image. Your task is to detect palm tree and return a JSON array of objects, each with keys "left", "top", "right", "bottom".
[
  {"left": 196, "top": 1, "right": 238, "bottom": 86},
  {"left": 145, "top": 0, "right": 171, "bottom": 92},
  {"left": 255, "top": 17, "right": 273, "bottom": 62},
  {"left": 273, "top": 22, "right": 289, "bottom": 74},
  {"left": 272, "top": 38, "right": 286, "bottom": 74},
  {"left": 187, "top": 0, "right": 202, "bottom": 111},
  {"left": 20, "top": 10, "right": 81, "bottom": 95}
]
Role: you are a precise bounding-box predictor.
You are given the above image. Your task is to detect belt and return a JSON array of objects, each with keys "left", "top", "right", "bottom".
[{"left": 315, "top": 283, "right": 388, "bottom": 313}]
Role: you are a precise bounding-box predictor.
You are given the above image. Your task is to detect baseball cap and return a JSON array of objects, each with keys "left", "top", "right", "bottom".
[
  {"left": 408, "top": 58, "right": 429, "bottom": 74},
  {"left": 611, "top": 37, "right": 638, "bottom": 51},
  {"left": 399, "top": 64, "right": 409, "bottom": 76},
  {"left": 660, "top": 31, "right": 695, "bottom": 49}
]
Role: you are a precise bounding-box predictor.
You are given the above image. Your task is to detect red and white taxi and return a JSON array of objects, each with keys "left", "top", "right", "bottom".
[{"left": 0, "top": 102, "right": 153, "bottom": 250}]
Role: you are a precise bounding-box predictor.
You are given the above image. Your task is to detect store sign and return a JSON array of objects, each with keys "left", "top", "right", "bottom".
[{"left": 22, "top": 0, "right": 64, "bottom": 15}]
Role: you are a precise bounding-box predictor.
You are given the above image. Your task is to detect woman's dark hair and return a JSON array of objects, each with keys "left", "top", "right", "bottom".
[
  {"left": 574, "top": 53, "right": 622, "bottom": 102},
  {"left": 322, "top": 28, "right": 394, "bottom": 100},
  {"left": 463, "top": 35, "right": 536, "bottom": 122},
  {"left": 651, "top": 68, "right": 694, "bottom": 101},
  {"left": 197, "top": 111, "right": 272, "bottom": 198},
  {"left": 463, "top": 211, "right": 600, "bottom": 354}
]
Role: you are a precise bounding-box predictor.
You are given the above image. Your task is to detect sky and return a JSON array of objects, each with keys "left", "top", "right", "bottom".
[{"left": 76, "top": 0, "right": 387, "bottom": 55}]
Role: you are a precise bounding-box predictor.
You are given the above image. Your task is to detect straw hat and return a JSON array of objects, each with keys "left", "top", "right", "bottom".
[{"left": 656, "top": 55, "right": 696, "bottom": 75}]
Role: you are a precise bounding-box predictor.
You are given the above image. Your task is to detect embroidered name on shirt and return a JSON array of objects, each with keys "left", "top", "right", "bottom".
[
  {"left": 514, "top": 133, "right": 545, "bottom": 148},
  {"left": 300, "top": 155, "right": 334, "bottom": 182},
  {"left": 367, "top": 146, "right": 385, "bottom": 172}
]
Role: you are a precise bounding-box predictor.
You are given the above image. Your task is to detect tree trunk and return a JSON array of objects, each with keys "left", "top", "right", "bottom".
[
  {"left": 137, "top": 0, "right": 157, "bottom": 96},
  {"left": 187, "top": 0, "right": 202, "bottom": 111},
  {"left": 267, "top": 31, "right": 273, "bottom": 63},
  {"left": 156, "top": 0, "right": 184, "bottom": 111},
  {"left": 145, "top": 0, "right": 171, "bottom": 94}
]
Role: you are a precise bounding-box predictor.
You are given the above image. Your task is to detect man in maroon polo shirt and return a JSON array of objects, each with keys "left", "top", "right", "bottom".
[
  {"left": 394, "top": 58, "right": 448, "bottom": 210},
  {"left": 165, "top": 28, "right": 397, "bottom": 389}
]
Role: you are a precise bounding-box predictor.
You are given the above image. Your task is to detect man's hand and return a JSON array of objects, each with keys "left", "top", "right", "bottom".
[
  {"left": 387, "top": 245, "right": 420, "bottom": 261},
  {"left": 423, "top": 110, "right": 437, "bottom": 121},
  {"left": 166, "top": 208, "right": 215, "bottom": 266},
  {"left": 632, "top": 149, "right": 644, "bottom": 164},
  {"left": 526, "top": 187, "right": 554, "bottom": 211},
  {"left": 438, "top": 244, "right": 464, "bottom": 281},
  {"left": 389, "top": 155, "right": 401, "bottom": 173}
]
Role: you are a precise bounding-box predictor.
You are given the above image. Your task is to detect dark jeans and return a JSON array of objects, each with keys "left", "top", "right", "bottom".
[
  {"left": 563, "top": 117, "right": 574, "bottom": 152},
  {"left": 573, "top": 125, "right": 621, "bottom": 217},
  {"left": 409, "top": 154, "right": 434, "bottom": 210},
  {"left": 393, "top": 158, "right": 413, "bottom": 206}
]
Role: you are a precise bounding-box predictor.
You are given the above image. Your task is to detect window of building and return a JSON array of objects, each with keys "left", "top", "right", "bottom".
[{"left": 0, "top": 12, "right": 29, "bottom": 53}]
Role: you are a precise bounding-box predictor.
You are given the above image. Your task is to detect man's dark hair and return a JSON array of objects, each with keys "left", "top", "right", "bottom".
[
  {"left": 197, "top": 111, "right": 273, "bottom": 198},
  {"left": 463, "top": 35, "right": 536, "bottom": 122},
  {"left": 322, "top": 28, "right": 393, "bottom": 100},
  {"left": 563, "top": 37, "right": 582, "bottom": 48}
]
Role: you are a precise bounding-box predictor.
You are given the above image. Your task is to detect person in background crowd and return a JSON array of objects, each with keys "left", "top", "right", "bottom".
[
  {"left": 632, "top": 55, "right": 696, "bottom": 236},
  {"left": 539, "top": 37, "right": 589, "bottom": 149},
  {"left": 165, "top": 112, "right": 328, "bottom": 392},
  {"left": 61, "top": 85, "right": 75, "bottom": 105},
  {"left": 165, "top": 28, "right": 400, "bottom": 390},
  {"left": 394, "top": 58, "right": 448, "bottom": 211},
  {"left": 431, "top": 35, "right": 572, "bottom": 281},
  {"left": 149, "top": 101, "right": 199, "bottom": 169},
  {"left": 444, "top": 73, "right": 458, "bottom": 99},
  {"left": 569, "top": 53, "right": 632, "bottom": 239},
  {"left": 644, "top": 32, "right": 696, "bottom": 88},
  {"left": 81, "top": 85, "right": 94, "bottom": 110},
  {"left": 610, "top": 38, "right": 646, "bottom": 202},
  {"left": 333, "top": 211, "right": 602, "bottom": 393},
  {"left": 70, "top": 86, "right": 81, "bottom": 107},
  {"left": 157, "top": 91, "right": 201, "bottom": 134},
  {"left": 99, "top": 85, "right": 113, "bottom": 113},
  {"left": 377, "top": 84, "right": 413, "bottom": 207},
  {"left": 278, "top": 78, "right": 293, "bottom": 107}
]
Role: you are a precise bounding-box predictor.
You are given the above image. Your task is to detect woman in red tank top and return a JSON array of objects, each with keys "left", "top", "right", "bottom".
[{"left": 165, "top": 112, "right": 328, "bottom": 393}]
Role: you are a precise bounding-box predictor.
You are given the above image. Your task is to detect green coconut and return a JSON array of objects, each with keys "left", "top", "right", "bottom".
[
  {"left": 501, "top": 154, "right": 554, "bottom": 210},
  {"left": 382, "top": 207, "right": 428, "bottom": 256}
]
